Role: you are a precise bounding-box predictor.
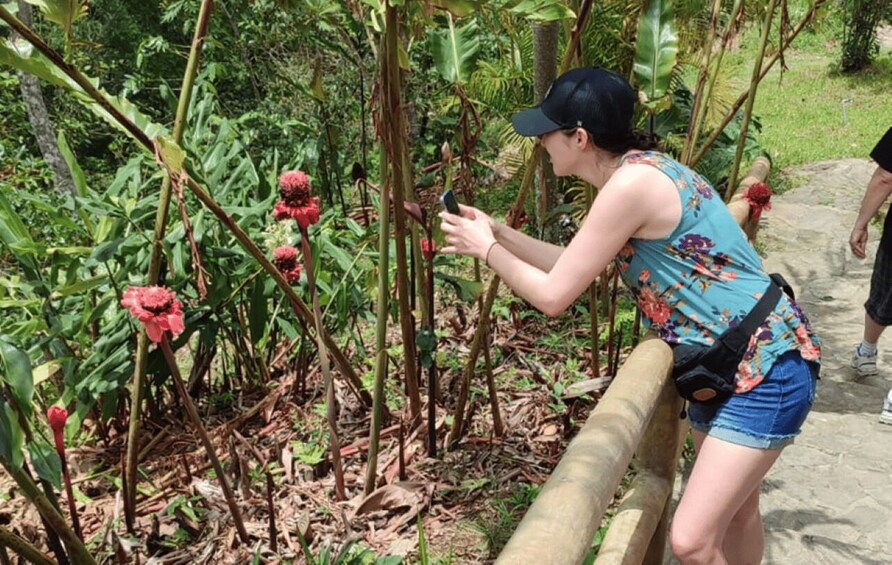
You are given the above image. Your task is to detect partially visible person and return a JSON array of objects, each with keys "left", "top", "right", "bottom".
[
  {"left": 440, "top": 66, "right": 821, "bottom": 564},
  {"left": 849, "top": 126, "right": 892, "bottom": 424}
]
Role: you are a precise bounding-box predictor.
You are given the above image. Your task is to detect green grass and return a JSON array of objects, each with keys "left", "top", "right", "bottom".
[{"left": 753, "top": 48, "right": 892, "bottom": 174}]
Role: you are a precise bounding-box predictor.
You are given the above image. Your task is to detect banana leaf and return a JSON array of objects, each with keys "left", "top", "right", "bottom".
[
  {"left": 428, "top": 14, "right": 479, "bottom": 85},
  {"left": 633, "top": 0, "right": 678, "bottom": 102},
  {"left": 23, "top": 0, "right": 88, "bottom": 37},
  {"left": 0, "top": 37, "right": 166, "bottom": 142}
]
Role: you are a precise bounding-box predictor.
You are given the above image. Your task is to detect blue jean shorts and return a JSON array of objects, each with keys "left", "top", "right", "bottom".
[{"left": 687, "top": 350, "right": 818, "bottom": 450}]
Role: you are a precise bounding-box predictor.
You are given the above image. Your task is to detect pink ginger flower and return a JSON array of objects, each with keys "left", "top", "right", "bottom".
[
  {"left": 47, "top": 405, "right": 68, "bottom": 456},
  {"left": 278, "top": 170, "right": 312, "bottom": 206},
  {"left": 274, "top": 196, "right": 322, "bottom": 229},
  {"left": 274, "top": 245, "right": 303, "bottom": 284},
  {"left": 421, "top": 238, "right": 437, "bottom": 261},
  {"left": 121, "top": 286, "right": 185, "bottom": 343},
  {"left": 274, "top": 170, "right": 321, "bottom": 229}
]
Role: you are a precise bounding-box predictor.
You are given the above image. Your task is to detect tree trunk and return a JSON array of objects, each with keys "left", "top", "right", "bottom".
[
  {"left": 15, "top": 0, "right": 77, "bottom": 197},
  {"left": 532, "top": 21, "right": 560, "bottom": 242}
]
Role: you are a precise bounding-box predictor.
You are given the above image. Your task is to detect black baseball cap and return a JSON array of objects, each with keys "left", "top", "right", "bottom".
[{"left": 511, "top": 67, "right": 637, "bottom": 146}]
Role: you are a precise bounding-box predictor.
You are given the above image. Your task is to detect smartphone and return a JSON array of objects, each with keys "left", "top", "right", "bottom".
[{"left": 440, "top": 189, "right": 460, "bottom": 215}]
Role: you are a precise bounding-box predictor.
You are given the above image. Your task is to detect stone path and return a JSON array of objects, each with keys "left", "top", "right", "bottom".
[{"left": 754, "top": 159, "right": 892, "bottom": 563}]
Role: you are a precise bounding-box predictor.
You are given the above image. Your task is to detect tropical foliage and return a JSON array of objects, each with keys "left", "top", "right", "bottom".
[{"left": 0, "top": 0, "right": 856, "bottom": 562}]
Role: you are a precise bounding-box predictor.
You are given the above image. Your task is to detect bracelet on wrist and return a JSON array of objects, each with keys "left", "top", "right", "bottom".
[{"left": 485, "top": 241, "right": 500, "bottom": 267}]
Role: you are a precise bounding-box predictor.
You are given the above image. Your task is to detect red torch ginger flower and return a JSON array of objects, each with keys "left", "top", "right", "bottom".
[
  {"left": 121, "top": 286, "right": 185, "bottom": 343},
  {"left": 274, "top": 170, "right": 321, "bottom": 229},
  {"left": 421, "top": 238, "right": 437, "bottom": 261},
  {"left": 47, "top": 405, "right": 68, "bottom": 456},
  {"left": 278, "top": 170, "right": 312, "bottom": 206},
  {"left": 743, "top": 181, "right": 772, "bottom": 221},
  {"left": 274, "top": 196, "right": 321, "bottom": 229},
  {"left": 274, "top": 245, "right": 303, "bottom": 284}
]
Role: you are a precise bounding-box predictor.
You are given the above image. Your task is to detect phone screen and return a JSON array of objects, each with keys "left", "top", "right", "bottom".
[{"left": 440, "top": 189, "right": 460, "bottom": 214}]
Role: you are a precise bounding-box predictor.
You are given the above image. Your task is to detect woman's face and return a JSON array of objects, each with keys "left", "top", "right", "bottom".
[{"left": 538, "top": 129, "right": 583, "bottom": 176}]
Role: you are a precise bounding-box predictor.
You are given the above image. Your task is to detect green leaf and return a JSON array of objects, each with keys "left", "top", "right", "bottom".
[
  {"left": 508, "top": 0, "right": 575, "bottom": 22},
  {"left": 435, "top": 272, "right": 483, "bottom": 302},
  {"left": 155, "top": 135, "right": 186, "bottom": 173},
  {"left": 23, "top": 0, "right": 88, "bottom": 37},
  {"left": 90, "top": 238, "right": 123, "bottom": 263},
  {"left": 32, "top": 360, "right": 61, "bottom": 386},
  {"left": 50, "top": 274, "right": 108, "bottom": 299},
  {"left": 0, "top": 184, "right": 40, "bottom": 278},
  {"left": 0, "top": 338, "right": 33, "bottom": 419},
  {"left": 0, "top": 37, "right": 167, "bottom": 141},
  {"left": 56, "top": 131, "right": 87, "bottom": 197},
  {"left": 428, "top": 14, "right": 479, "bottom": 85},
  {"left": 0, "top": 398, "right": 24, "bottom": 468},
  {"left": 633, "top": 0, "right": 678, "bottom": 101},
  {"left": 248, "top": 277, "right": 268, "bottom": 345},
  {"left": 27, "top": 440, "right": 62, "bottom": 490},
  {"left": 431, "top": 0, "right": 479, "bottom": 17},
  {"left": 276, "top": 318, "right": 299, "bottom": 340}
]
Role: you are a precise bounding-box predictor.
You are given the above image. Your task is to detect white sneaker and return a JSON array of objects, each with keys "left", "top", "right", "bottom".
[
  {"left": 852, "top": 345, "right": 878, "bottom": 378},
  {"left": 881, "top": 389, "right": 892, "bottom": 425}
]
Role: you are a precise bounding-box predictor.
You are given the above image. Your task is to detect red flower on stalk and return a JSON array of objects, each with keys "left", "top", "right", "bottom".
[
  {"left": 421, "top": 238, "right": 437, "bottom": 261},
  {"left": 274, "top": 170, "right": 322, "bottom": 229},
  {"left": 47, "top": 406, "right": 68, "bottom": 456},
  {"left": 120, "top": 286, "right": 185, "bottom": 343},
  {"left": 279, "top": 170, "right": 311, "bottom": 206},
  {"left": 743, "top": 181, "right": 772, "bottom": 221},
  {"left": 273, "top": 245, "right": 303, "bottom": 283}
]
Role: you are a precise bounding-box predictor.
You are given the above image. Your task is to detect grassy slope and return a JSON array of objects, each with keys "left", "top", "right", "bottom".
[{"left": 736, "top": 21, "right": 892, "bottom": 187}]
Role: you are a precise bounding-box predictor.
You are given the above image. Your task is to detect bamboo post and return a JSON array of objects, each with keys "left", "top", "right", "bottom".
[
  {"left": 495, "top": 338, "right": 673, "bottom": 564},
  {"left": 594, "top": 374, "right": 683, "bottom": 564},
  {"left": 726, "top": 156, "right": 771, "bottom": 239}
]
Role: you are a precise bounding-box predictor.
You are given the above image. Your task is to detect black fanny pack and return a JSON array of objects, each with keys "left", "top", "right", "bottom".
[{"left": 672, "top": 274, "right": 792, "bottom": 405}]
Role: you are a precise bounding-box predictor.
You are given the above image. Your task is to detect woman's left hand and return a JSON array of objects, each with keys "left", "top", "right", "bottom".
[{"left": 439, "top": 207, "right": 497, "bottom": 260}]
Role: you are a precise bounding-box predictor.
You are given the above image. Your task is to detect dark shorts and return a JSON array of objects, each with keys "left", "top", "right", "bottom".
[
  {"left": 687, "top": 350, "right": 818, "bottom": 450},
  {"left": 866, "top": 244, "right": 892, "bottom": 326}
]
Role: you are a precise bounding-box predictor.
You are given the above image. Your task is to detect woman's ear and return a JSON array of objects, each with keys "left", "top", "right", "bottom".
[{"left": 575, "top": 128, "right": 589, "bottom": 148}]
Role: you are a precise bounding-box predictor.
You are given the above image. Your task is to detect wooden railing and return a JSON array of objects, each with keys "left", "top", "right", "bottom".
[{"left": 496, "top": 157, "right": 771, "bottom": 565}]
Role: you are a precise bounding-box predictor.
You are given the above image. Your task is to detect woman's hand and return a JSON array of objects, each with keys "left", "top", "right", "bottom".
[{"left": 439, "top": 204, "right": 498, "bottom": 260}]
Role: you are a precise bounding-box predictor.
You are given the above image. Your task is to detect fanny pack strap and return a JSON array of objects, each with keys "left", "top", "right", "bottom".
[{"left": 714, "top": 279, "right": 783, "bottom": 358}]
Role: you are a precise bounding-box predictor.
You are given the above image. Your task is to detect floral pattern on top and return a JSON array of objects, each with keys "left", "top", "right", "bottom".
[{"left": 614, "top": 152, "right": 821, "bottom": 393}]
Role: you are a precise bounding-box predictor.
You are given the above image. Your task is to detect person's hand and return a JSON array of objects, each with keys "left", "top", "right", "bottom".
[
  {"left": 850, "top": 226, "right": 868, "bottom": 259},
  {"left": 440, "top": 204, "right": 497, "bottom": 260}
]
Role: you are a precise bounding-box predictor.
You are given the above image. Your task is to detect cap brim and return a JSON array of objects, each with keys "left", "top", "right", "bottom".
[{"left": 511, "top": 107, "right": 562, "bottom": 137}]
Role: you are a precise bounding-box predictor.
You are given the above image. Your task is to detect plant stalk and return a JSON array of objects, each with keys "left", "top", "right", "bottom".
[
  {"left": 365, "top": 6, "right": 397, "bottom": 494},
  {"left": 0, "top": 526, "right": 55, "bottom": 565},
  {"left": 124, "top": 0, "right": 215, "bottom": 527},
  {"left": 300, "top": 229, "right": 346, "bottom": 500},
  {"left": 159, "top": 337, "right": 249, "bottom": 544},
  {"left": 1, "top": 459, "right": 97, "bottom": 565},
  {"left": 725, "top": 0, "right": 778, "bottom": 199}
]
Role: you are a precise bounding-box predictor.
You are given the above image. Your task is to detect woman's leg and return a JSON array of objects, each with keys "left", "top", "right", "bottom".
[{"left": 670, "top": 430, "right": 781, "bottom": 565}]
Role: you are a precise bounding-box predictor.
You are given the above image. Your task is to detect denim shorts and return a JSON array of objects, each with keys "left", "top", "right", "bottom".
[{"left": 687, "top": 350, "right": 818, "bottom": 450}]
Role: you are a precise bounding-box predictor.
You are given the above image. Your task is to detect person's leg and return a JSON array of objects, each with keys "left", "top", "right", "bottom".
[
  {"left": 863, "top": 311, "right": 887, "bottom": 344},
  {"left": 670, "top": 430, "right": 781, "bottom": 565},
  {"left": 721, "top": 485, "right": 764, "bottom": 564}
]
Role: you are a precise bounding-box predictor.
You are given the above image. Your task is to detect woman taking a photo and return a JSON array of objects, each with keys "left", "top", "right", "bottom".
[{"left": 440, "top": 66, "right": 820, "bottom": 564}]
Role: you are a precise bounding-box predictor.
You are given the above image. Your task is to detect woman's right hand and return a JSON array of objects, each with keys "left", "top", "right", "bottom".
[{"left": 456, "top": 204, "right": 501, "bottom": 238}]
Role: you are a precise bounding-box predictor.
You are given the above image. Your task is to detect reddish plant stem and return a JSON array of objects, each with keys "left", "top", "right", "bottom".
[
  {"left": 58, "top": 456, "right": 82, "bottom": 541},
  {"left": 158, "top": 337, "right": 249, "bottom": 543},
  {"left": 300, "top": 229, "right": 346, "bottom": 500}
]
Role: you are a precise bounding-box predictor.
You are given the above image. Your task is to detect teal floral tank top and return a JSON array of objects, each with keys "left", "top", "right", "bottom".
[{"left": 614, "top": 152, "right": 821, "bottom": 393}]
